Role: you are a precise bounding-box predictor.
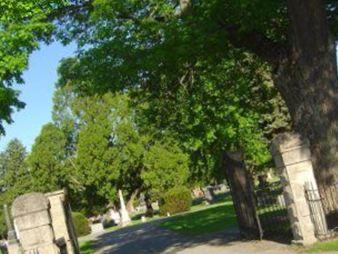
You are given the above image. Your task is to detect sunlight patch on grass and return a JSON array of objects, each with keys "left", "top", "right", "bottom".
[
  {"left": 306, "top": 238, "right": 338, "bottom": 253},
  {"left": 79, "top": 240, "right": 94, "bottom": 254},
  {"left": 160, "top": 201, "right": 237, "bottom": 236}
]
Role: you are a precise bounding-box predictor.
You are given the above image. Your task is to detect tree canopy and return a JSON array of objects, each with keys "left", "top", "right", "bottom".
[
  {"left": 0, "top": 0, "right": 336, "bottom": 214},
  {"left": 0, "top": 0, "right": 68, "bottom": 134},
  {"left": 0, "top": 139, "right": 30, "bottom": 202},
  {"left": 27, "top": 123, "right": 69, "bottom": 193}
]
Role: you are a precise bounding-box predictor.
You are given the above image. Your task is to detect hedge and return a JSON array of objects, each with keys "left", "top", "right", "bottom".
[
  {"left": 72, "top": 212, "right": 91, "bottom": 237},
  {"left": 160, "top": 186, "right": 192, "bottom": 215}
]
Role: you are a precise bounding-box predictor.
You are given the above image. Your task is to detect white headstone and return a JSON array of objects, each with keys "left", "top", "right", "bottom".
[
  {"left": 118, "top": 190, "right": 131, "bottom": 227},
  {"left": 90, "top": 223, "right": 104, "bottom": 235}
]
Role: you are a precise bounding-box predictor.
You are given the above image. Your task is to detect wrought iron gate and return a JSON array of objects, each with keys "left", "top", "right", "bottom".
[
  {"left": 305, "top": 182, "right": 338, "bottom": 239},
  {"left": 253, "top": 182, "right": 292, "bottom": 241}
]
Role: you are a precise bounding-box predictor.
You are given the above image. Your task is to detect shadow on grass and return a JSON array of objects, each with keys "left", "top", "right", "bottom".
[
  {"left": 92, "top": 193, "right": 293, "bottom": 253},
  {"left": 92, "top": 200, "right": 243, "bottom": 254},
  {"left": 93, "top": 220, "right": 240, "bottom": 254}
]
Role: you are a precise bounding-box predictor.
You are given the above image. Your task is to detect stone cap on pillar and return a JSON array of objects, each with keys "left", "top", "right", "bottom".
[
  {"left": 270, "top": 132, "right": 310, "bottom": 156},
  {"left": 12, "top": 193, "right": 49, "bottom": 218},
  {"left": 45, "top": 189, "right": 66, "bottom": 202}
]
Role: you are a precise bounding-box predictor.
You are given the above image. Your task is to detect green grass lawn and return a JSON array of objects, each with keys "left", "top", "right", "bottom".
[
  {"left": 104, "top": 192, "right": 237, "bottom": 236},
  {"left": 79, "top": 240, "right": 94, "bottom": 254},
  {"left": 305, "top": 238, "right": 338, "bottom": 253},
  {"left": 160, "top": 198, "right": 237, "bottom": 236}
]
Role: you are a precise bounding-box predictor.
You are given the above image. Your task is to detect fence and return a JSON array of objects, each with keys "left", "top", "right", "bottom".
[
  {"left": 320, "top": 183, "right": 338, "bottom": 231},
  {"left": 253, "top": 183, "right": 291, "bottom": 240},
  {"left": 305, "top": 182, "right": 338, "bottom": 239}
]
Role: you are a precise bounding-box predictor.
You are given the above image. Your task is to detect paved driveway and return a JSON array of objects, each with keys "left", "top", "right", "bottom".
[{"left": 89, "top": 221, "right": 298, "bottom": 254}]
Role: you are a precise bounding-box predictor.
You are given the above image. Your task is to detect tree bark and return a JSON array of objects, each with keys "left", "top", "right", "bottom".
[
  {"left": 270, "top": 0, "right": 338, "bottom": 218},
  {"left": 144, "top": 193, "right": 154, "bottom": 217},
  {"left": 222, "top": 151, "right": 260, "bottom": 238}
]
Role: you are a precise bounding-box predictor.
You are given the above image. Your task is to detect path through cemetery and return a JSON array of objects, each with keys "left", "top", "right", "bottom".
[{"left": 88, "top": 221, "right": 297, "bottom": 254}]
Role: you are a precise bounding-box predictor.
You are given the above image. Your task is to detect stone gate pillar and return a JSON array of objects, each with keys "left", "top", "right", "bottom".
[
  {"left": 270, "top": 133, "right": 317, "bottom": 246},
  {"left": 11, "top": 193, "right": 60, "bottom": 254},
  {"left": 46, "top": 190, "right": 80, "bottom": 254}
]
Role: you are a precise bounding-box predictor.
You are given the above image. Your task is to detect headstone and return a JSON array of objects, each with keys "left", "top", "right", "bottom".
[
  {"left": 118, "top": 190, "right": 131, "bottom": 227},
  {"left": 203, "top": 186, "right": 215, "bottom": 204},
  {"left": 152, "top": 201, "right": 159, "bottom": 211},
  {"left": 109, "top": 209, "right": 121, "bottom": 225},
  {"left": 270, "top": 133, "right": 318, "bottom": 246},
  {"left": 90, "top": 223, "right": 104, "bottom": 234},
  {"left": 192, "top": 187, "right": 204, "bottom": 198}
]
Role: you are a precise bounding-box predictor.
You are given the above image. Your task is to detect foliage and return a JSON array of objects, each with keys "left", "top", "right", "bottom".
[
  {"left": 52, "top": 84, "right": 78, "bottom": 157},
  {"left": 0, "top": 139, "right": 32, "bottom": 238},
  {"left": 74, "top": 92, "right": 190, "bottom": 204},
  {"left": 1, "top": 0, "right": 293, "bottom": 193},
  {"left": 0, "top": 205, "right": 7, "bottom": 239},
  {"left": 0, "top": 139, "right": 31, "bottom": 200},
  {"left": 75, "top": 93, "right": 119, "bottom": 201},
  {"left": 72, "top": 212, "right": 91, "bottom": 237},
  {"left": 52, "top": 89, "right": 190, "bottom": 213},
  {"left": 142, "top": 140, "right": 189, "bottom": 199},
  {"left": 160, "top": 187, "right": 192, "bottom": 215},
  {"left": 54, "top": 0, "right": 291, "bottom": 186},
  {"left": 27, "top": 123, "right": 69, "bottom": 193},
  {"left": 0, "top": 0, "right": 68, "bottom": 135}
]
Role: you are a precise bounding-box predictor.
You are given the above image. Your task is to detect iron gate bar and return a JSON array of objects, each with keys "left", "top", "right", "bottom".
[{"left": 253, "top": 183, "right": 291, "bottom": 240}]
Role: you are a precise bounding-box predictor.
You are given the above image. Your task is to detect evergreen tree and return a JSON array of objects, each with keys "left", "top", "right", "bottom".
[
  {"left": 0, "top": 139, "right": 31, "bottom": 201},
  {"left": 0, "top": 139, "right": 30, "bottom": 237},
  {"left": 28, "top": 123, "right": 69, "bottom": 193}
]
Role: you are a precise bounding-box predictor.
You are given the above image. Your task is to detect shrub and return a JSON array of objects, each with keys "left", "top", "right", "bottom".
[
  {"left": 160, "top": 187, "right": 192, "bottom": 216},
  {"left": 72, "top": 212, "right": 91, "bottom": 237}
]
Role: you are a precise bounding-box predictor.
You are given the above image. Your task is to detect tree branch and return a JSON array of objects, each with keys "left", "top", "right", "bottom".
[{"left": 223, "top": 24, "right": 290, "bottom": 66}]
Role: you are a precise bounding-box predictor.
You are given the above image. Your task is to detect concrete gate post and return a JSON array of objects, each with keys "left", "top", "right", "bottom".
[
  {"left": 46, "top": 190, "right": 80, "bottom": 254},
  {"left": 11, "top": 193, "right": 60, "bottom": 254},
  {"left": 270, "top": 133, "right": 318, "bottom": 246}
]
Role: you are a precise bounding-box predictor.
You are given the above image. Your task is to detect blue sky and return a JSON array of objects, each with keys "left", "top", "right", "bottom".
[{"left": 0, "top": 42, "right": 76, "bottom": 151}]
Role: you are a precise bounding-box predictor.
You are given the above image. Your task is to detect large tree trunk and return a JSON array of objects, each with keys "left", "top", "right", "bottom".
[
  {"left": 144, "top": 193, "right": 154, "bottom": 217},
  {"left": 271, "top": 0, "right": 338, "bottom": 219},
  {"left": 222, "top": 151, "right": 260, "bottom": 238}
]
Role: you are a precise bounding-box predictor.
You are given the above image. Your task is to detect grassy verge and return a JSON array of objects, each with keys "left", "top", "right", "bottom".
[
  {"left": 160, "top": 197, "right": 237, "bottom": 236},
  {"left": 305, "top": 238, "right": 338, "bottom": 253},
  {"left": 79, "top": 240, "right": 94, "bottom": 254},
  {"left": 105, "top": 192, "right": 236, "bottom": 236},
  {"left": 105, "top": 213, "right": 162, "bottom": 232}
]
